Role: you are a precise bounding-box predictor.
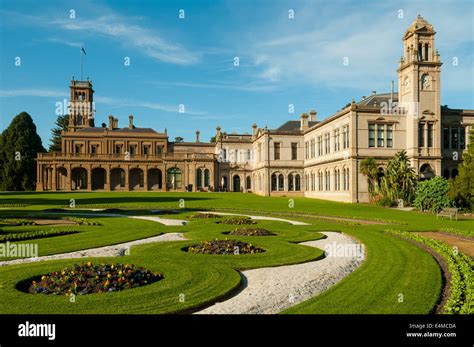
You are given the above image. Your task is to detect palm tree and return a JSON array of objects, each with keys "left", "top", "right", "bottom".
[
  {"left": 380, "top": 151, "right": 417, "bottom": 205},
  {"left": 360, "top": 158, "right": 379, "bottom": 200}
]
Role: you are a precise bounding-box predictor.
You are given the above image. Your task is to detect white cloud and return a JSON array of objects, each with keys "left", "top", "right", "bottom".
[{"left": 50, "top": 14, "right": 200, "bottom": 65}]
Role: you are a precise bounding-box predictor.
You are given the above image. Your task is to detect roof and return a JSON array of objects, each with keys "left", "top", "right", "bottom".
[
  {"left": 357, "top": 92, "right": 398, "bottom": 108},
  {"left": 274, "top": 120, "right": 318, "bottom": 132},
  {"left": 404, "top": 15, "right": 435, "bottom": 37},
  {"left": 76, "top": 127, "right": 158, "bottom": 133}
]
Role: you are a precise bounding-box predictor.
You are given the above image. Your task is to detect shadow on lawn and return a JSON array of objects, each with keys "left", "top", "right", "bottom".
[{"left": 0, "top": 195, "right": 214, "bottom": 207}]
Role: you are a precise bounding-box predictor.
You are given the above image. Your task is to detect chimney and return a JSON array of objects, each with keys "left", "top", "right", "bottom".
[
  {"left": 129, "top": 114, "right": 134, "bottom": 129},
  {"left": 114, "top": 118, "right": 119, "bottom": 129},
  {"left": 108, "top": 115, "right": 114, "bottom": 130},
  {"left": 196, "top": 130, "right": 200, "bottom": 143},
  {"left": 309, "top": 110, "right": 317, "bottom": 122},
  {"left": 300, "top": 113, "right": 309, "bottom": 131},
  {"left": 216, "top": 126, "right": 221, "bottom": 140},
  {"left": 371, "top": 90, "right": 376, "bottom": 96},
  {"left": 252, "top": 123, "right": 258, "bottom": 138}
]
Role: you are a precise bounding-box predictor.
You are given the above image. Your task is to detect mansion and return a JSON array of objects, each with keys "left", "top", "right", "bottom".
[{"left": 36, "top": 16, "right": 474, "bottom": 203}]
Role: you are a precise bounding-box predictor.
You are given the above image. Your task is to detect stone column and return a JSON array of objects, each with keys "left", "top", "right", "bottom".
[
  {"left": 87, "top": 167, "right": 92, "bottom": 191},
  {"left": 125, "top": 167, "right": 130, "bottom": 191},
  {"left": 52, "top": 166, "right": 57, "bottom": 191},
  {"left": 105, "top": 166, "right": 111, "bottom": 191},
  {"left": 144, "top": 167, "right": 148, "bottom": 191}
]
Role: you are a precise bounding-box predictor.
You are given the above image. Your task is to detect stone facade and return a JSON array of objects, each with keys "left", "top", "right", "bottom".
[{"left": 37, "top": 16, "right": 474, "bottom": 203}]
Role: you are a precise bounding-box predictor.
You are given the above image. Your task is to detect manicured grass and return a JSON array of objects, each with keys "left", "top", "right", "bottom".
[
  {"left": 0, "top": 191, "right": 472, "bottom": 314},
  {"left": 0, "top": 217, "right": 325, "bottom": 313}
]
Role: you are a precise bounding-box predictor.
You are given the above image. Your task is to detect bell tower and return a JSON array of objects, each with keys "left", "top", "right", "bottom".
[
  {"left": 68, "top": 78, "right": 95, "bottom": 131},
  {"left": 397, "top": 15, "right": 442, "bottom": 172}
]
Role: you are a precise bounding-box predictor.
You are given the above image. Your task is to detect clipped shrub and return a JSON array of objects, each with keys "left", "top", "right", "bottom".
[
  {"left": 217, "top": 216, "right": 256, "bottom": 225},
  {"left": 187, "top": 239, "right": 265, "bottom": 255}
]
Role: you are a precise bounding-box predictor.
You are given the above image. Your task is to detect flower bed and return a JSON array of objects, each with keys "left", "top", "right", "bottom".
[
  {"left": 386, "top": 229, "right": 473, "bottom": 314},
  {"left": 0, "top": 229, "right": 79, "bottom": 242},
  {"left": 0, "top": 218, "right": 36, "bottom": 226},
  {"left": 217, "top": 216, "right": 256, "bottom": 225},
  {"left": 187, "top": 239, "right": 265, "bottom": 255},
  {"left": 28, "top": 262, "right": 163, "bottom": 295},
  {"left": 190, "top": 213, "right": 221, "bottom": 219},
  {"left": 229, "top": 227, "right": 276, "bottom": 236}
]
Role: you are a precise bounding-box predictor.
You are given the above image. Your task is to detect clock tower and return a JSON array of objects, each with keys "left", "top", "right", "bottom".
[
  {"left": 397, "top": 15, "right": 442, "bottom": 174},
  {"left": 68, "top": 78, "right": 95, "bottom": 131}
]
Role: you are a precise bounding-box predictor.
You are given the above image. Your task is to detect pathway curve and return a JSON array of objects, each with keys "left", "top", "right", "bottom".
[
  {"left": 201, "top": 211, "right": 310, "bottom": 225},
  {"left": 0, "top": 233, "right": 186, "bottom": 267},
  {"left": 196, "top": 231, "right": 364, "bottom": 314}
]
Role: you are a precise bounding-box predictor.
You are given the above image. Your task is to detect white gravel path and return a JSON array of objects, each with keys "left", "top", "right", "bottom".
[
  {"left": 200, "top": 211, "right": 310, "bottom": 226},
  {"left": 0, "top": 232, "right": 186, "bottom": 267},
  {"left": 196, "top": 231, "right": 364, "bottom": 314}
]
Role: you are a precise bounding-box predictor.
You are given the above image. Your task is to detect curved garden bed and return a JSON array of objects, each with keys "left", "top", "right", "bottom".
[
  {"left": 187, "top": 239, "right": 265, "bottom": 255},
  {"left": 22, "top": 262, "right": 163, "bottom": 295}
]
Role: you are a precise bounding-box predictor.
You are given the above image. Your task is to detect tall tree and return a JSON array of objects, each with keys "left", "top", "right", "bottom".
[
  {"left": 380, "top": 151, "right": 418, "bottom": 205},
  {"left": 449, "top": 129, "right": 474, "bottom": 210},
  {"left": 360, "top": 157, "right": 379, "bottom": 200},
  {"left": 0, "top": 112, "right": 45, "bottom": 191},
  {"left": 49, "top": 114, "right": 69, "bottom": 152}
]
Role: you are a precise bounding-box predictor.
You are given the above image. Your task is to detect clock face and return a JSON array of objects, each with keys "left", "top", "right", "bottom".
[
  {"left": 403, "top": 77, "right": 410, "bottom": 91},
  {"left": 421, "top": 74, "right": 431, "bottom": 90}
]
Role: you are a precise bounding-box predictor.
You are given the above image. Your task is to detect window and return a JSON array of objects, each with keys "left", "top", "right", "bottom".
[
  {"left": 143, "top": 145, "right": 150, "bottom": 155},
  {"left": 325, "top": 133, "right": 330, "bottom": 154},
  {"left": 325, "top": 171, "right": 330, "bottom": 191},
  {"left": 318, "top": 172, "right": 323, "bottom": 191},
  {"left": 204, "top": 169, "right": 210, "bottom": 187},
  {"left": 157, "top": 145, "right": 163, "bottom": 155},
  {"left": 196, "top": 169, "right": 203, "bottom": 188},
  {"left": 305, "top": 141, "right": 309, "bottom": 159},
  {"left": 291, "top": 143, "right": 298, "bottom": 160},
  {"left": 278, "top": 174, "right": 284, "bottom": 191},
  {"left": 167, "top": 168, "right": 182, "bottom": 189},
  {"left": 258, "top": 143, "right": 262, "bottom": 161},
  {"left": 246, "top": 149, "right": 251, "bottom": 161},
  {"left": 418, "top": 123, "right": 425, "bottom": 147},
  {"left": 443, "top": 127, "right": 450, "bottom": 149},
  {"left": 223, "top": 149, "right": 227, "bottom": 161},
  {"left": 368, "top": 124, "right": 375, "bottom": 147},
  {"left": 90, "top": 145, "right": 97, "bottom": 155},
  {"left": 274, "top": 142, "right": 281, "bottom": 160},
  {"left": 75, "top": 145, "right": 81, "bottom": 154},
  {"left": 288, "top": 174, "right": 294, "bottom": 191},
  {"left": 305, "top": 174, "right": 309, "bottom": 190},
  {"left": 334, "top": 129, "right": 340, "bottom": 152},
  {"left": 460, "top": 128, "right": 466, "bottom": 149},
  {"left": 343, "top": 125, "right": 350, "bottom": 149},
  {"left": 311, "top": 139, "right": 315, "bottom": 158},
  {"left": 271, "top": 174, "right": 277, "bottom": 191},
  {"left": 387, "top": 125, "right": 393, "bottom": 148},
  {"left": 451, "top": 127, "right": 458, "bottom": 149},
  {"left": 129, "top": 145, "right": 137, "bottom": 155},
  {"left": 427, "top": 124, "right": 433, "bottom": 148},
  {"left": 377, "top": 124, "right": 384, "bottom": 147},
  {"left": 115, "top": 145, "right": 121, "bottom": 155},
  {"left": 318, "top": 136, "right": 323, "bottom": 156},
  {"left": 295, "top": 175, "right": 301, "bottom": 191}
]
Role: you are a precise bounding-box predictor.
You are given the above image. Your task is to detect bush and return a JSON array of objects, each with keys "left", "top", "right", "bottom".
[
  {"left": 376, "top": 196, "right": 396, "bottom": 207},
  {"left": 217, "top": 216, "right": 256, "bottom": 225},
  {"left": 386, "top": 229, "right": 473, "bottom": 314},
  {"left": 414, "top": 177, "right": 451, "bottom": 213},
  {"left": 0, "top": 229, "right": 78, "bottom": 242}
]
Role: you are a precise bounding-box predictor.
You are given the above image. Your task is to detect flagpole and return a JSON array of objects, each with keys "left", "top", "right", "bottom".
[{"left": 80, "top": 47, "right": 83, "bottom": 81}]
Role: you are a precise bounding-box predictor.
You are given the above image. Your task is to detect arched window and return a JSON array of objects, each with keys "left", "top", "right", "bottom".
[
  {"left": 295, "top": 174, "right": 301, "bottom": 191},
  {"left": 167, "top": 167, "right": 182, "bottom": 189},
  {"left": 196, "top": 169, "right": 202, "bottom": 188},
  {"left": 271, "top": 174, "right": 277, "bottom": 191},
  {"left": 288, "top": 174, "right": 294, "bottom": 191},
  {"left": 278, "top": 174, "right": 284, "bottom": 191},
  {"left": 204, "top": 169, "right": 210, "bottom": 187},
  {"left": 246, "top": 176, "right": 251, "bottom": 190}
]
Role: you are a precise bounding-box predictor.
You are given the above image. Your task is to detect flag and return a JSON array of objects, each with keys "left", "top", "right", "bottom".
[{"left": 81, "top": 47, "right": 87, "bottom": 55}]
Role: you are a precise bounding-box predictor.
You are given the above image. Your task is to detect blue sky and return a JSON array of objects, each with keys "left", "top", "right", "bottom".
[{"left": 0, "top": 0, "right": 473, "bottom": 147}]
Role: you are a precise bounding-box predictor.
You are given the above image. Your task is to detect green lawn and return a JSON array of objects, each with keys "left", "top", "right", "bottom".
[{"left": 0, "top": 191, "right": 472, "bottom": 314}]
